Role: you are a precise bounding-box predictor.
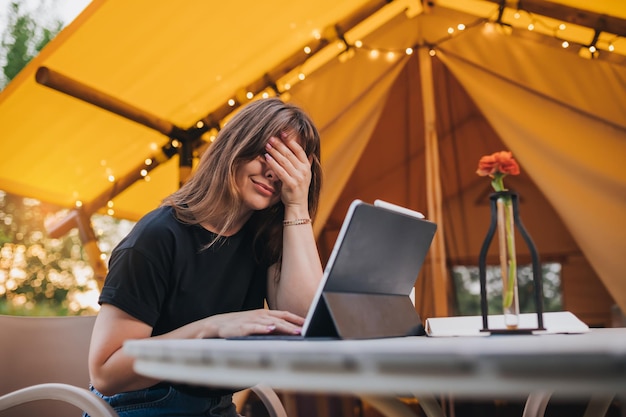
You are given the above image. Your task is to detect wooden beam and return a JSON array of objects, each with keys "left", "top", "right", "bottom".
[
  {"left": 198, "top": 0, "right": 398, "bottom": 127},
  {"left": 36, "top": 66, "right": 177, "bottom": 136}
]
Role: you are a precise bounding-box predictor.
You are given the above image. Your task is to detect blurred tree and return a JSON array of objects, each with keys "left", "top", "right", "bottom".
[
  {"left": 0, "top": 192, "right": 98, "bottom": 315},
  {"left": 1, "top": 0, "right": 63, "bottom": 88}
]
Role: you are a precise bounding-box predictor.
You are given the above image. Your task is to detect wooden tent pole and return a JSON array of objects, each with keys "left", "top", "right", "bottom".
[
  {"left": 35, "top": 66, "right": 201, "bottom": 190},
  {"left": 35, "top": 66, "right": 175, "bottom": 136},
  {"left": 418, "top": 47, "right": 450, "bottom": 317},
  {"left": 46, "top": 208, "right": 108, "bottom": 288},
  {"left": 35, "top": 66, "right": 200, "bottom": 275}
]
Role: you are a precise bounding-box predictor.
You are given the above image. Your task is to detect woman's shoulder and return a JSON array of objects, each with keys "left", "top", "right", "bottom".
[{"left": 117, "top": 206, "right": 187, "bottom": 249}]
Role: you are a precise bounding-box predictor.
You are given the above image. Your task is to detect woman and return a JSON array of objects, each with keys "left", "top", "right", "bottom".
[{"left": 85, "top": 98, "right": 324, "bottom": 417}]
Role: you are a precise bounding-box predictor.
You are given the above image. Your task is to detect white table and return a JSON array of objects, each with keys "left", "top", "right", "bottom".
[{"left": 124, "top": 329, "right": 626, "bottom": 417}]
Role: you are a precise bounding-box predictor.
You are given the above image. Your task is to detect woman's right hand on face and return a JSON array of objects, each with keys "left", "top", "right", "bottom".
[{"left": 205, "top": 308, "right": 305, "bottom": 338}]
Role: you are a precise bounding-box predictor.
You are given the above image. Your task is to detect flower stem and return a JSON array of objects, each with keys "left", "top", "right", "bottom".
[
  {"left": 492, "top": 174, "right": 517, "bottom": 309},
  {"left": 502, "top": 197, "right": 517, "bottom": 309}
]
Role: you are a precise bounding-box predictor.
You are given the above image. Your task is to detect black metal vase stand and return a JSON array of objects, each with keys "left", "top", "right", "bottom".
[{"left": 478, "top": 191, "right": 545, "bottom": 334}]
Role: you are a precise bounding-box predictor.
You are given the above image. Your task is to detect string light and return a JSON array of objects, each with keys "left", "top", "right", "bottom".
[
  {"left": 198, "top": 1, "right": 622, "bottom": 163},
  {"left": 177, "top": 0, "right": 623, "bottom": 189},
  {"left": 89, "top": 3, "right": 625, "bottom": 222}
]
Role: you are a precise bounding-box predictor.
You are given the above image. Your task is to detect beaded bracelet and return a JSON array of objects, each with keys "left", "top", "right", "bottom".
[{"left": 283, "top": 218, "right": 312, "bottom": 227}]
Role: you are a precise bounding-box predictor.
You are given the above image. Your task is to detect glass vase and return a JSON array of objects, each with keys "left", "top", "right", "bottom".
[{"left": 496, "top": 196, "right": 520, "bottom": 329}]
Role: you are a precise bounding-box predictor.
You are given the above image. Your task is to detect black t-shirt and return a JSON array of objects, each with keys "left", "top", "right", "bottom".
[{"left": 99, "top": 206, "right": 268, "bottom": 337}]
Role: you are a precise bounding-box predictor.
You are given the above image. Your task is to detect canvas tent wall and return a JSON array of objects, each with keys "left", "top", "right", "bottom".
[
  {"left": 0, "top": 0, "right": 624, "bottom": 325},
  {"left": 287, "top": 5, "right": 626, "bottom": 325}
]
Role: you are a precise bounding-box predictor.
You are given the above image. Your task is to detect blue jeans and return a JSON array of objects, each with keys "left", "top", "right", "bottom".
[{"left": 84, "top": 384, "right": 240, "bottom": 417}]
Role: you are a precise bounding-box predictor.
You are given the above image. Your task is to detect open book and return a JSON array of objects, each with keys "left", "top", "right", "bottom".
[{"left": 425, "top": 311, "right": 589, "bottom": 337}]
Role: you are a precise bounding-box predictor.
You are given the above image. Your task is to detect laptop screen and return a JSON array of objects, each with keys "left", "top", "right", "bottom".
[{"left": 301, "top": 199, "right": 437, "bottom": 339}]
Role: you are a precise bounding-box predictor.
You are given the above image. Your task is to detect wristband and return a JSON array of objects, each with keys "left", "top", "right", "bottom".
[{"left": 283, "top": 218, "right": 312, "bottom": 226}]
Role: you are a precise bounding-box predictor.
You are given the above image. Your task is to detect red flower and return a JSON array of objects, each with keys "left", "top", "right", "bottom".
[
  {"left": 476, "top": 151, "right": 521, "bottom": 310},
  {"left": 476, "top": 151, "right": 520, "bottom": 178}
]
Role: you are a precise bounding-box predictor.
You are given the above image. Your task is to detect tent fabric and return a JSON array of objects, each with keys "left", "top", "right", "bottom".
[
  {"left": 1, "top": 0, "right": 625, "bottom": 322},
  {"left": 0, "top": 0, "right": 382, "bottom": 219},
  {"left": 289, "top": 51, "right": 410, "bottom": 235},
  {"left": 290, "top": 5, "right": 625, "bottom": 322},
  {"left": 436, "top": 28, "right": 626, "bottom": 314}
]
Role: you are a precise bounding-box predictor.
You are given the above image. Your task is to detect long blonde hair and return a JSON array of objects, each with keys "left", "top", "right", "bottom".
[{"left": 162, "top": 98, "right": 322, "bottom": 264}]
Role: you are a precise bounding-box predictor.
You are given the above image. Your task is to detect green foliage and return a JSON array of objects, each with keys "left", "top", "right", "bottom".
[{"left": 0, "top": 0, "right": 63, "bottom": 88}]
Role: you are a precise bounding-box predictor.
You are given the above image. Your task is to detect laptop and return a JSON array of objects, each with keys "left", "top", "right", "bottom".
[{"left": 236, "top": 199, "right": 437, "bottom": 340}]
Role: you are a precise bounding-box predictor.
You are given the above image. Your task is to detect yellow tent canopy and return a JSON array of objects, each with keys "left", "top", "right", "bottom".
[{"left": 1, "top": 0, "right": 625, "bottom": 324}]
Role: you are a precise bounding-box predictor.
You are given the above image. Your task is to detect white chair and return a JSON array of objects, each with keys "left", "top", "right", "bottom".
[
  {"left": 0, "top": 314, "right": 287, "bottom": 417},
  {"left": 0, "top": 314, "right": 117, "bottom": 417}
]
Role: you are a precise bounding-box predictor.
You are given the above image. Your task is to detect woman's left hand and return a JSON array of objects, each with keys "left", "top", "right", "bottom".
[{"left": 264, "top": 132, "right": 311, "bottom": 210}]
